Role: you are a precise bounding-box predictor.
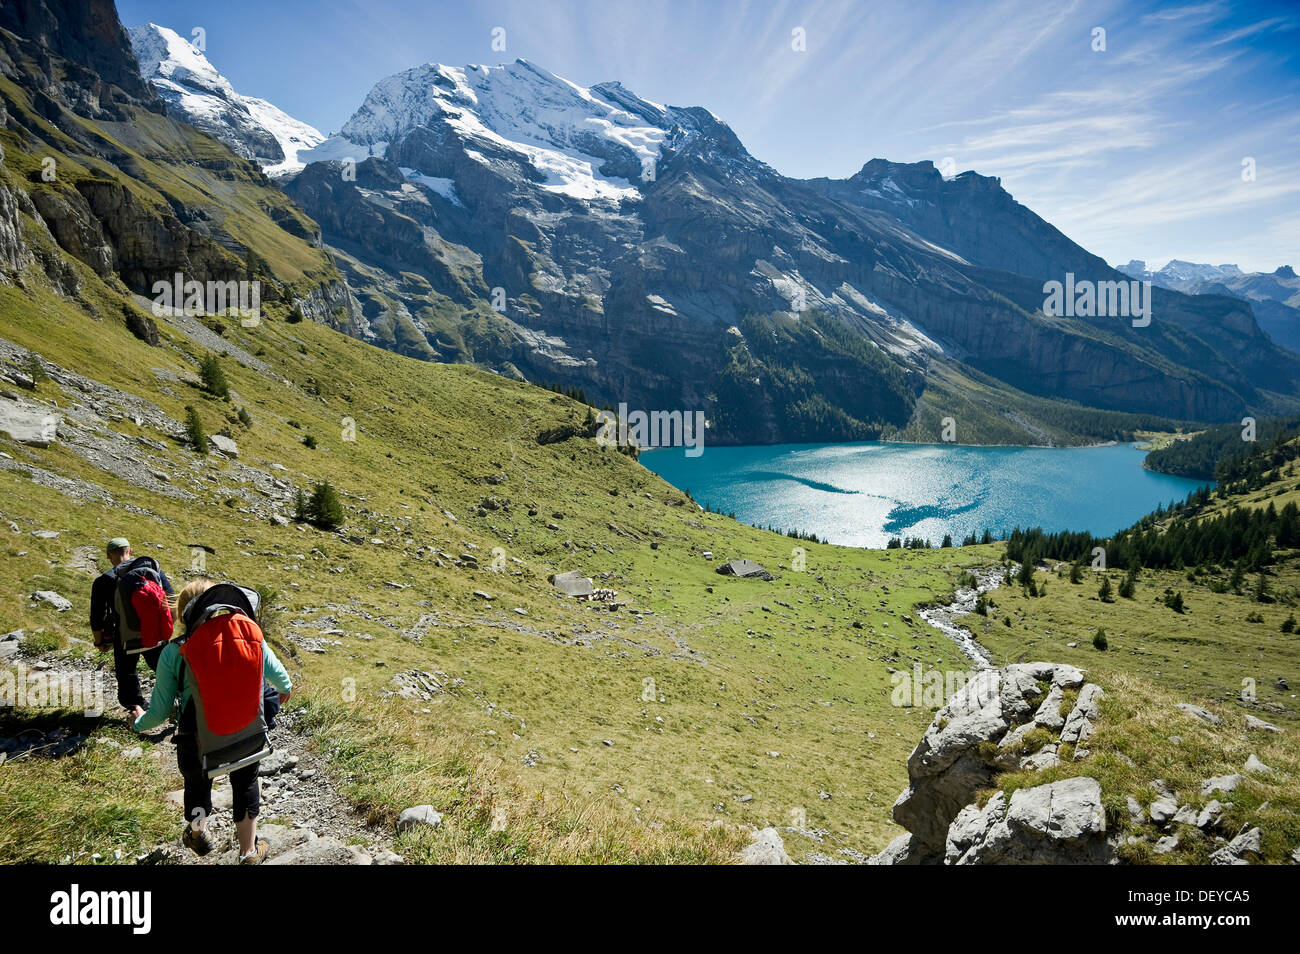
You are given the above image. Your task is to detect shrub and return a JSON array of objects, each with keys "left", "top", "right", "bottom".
[
  {"left": 302, "top": 434, "right": 318, "bottom": 450},
  {"left": 184, "top": 405, "right": 207, "bottom": 455},
  {"left": 1093, "top": 628, "right": 1108, "bottom": 651},
  {"left": 21, "top": 351, "right": 46, "bottom": 385},
  {"left": 199, "top": 354, "right": 229, "bottom": 399},
  {"left": 1098, "top": 575, "right": 1113, "bottom": 602},
  {"left": 307, "top": 481, "right": 344, "bottom": 530}
]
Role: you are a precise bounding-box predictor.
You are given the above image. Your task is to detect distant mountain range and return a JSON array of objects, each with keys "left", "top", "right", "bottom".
[
  {"left": 1121, "top": 260, "right": 1300, "bottom": 355},
  {"left": 15, "top": 4, "right": 1300, "bottom": 444}
]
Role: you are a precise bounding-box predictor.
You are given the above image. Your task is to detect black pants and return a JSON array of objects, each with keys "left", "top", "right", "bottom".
[
  {"left": 175, "top": 732, "right": 261, "bottom": 825},
  {"left": 111, "top": 640, "right": 161, "bottom": 710}
]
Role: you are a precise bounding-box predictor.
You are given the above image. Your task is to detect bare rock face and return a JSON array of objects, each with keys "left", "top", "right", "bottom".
[
  {"left": 876, "top": 662, "right": 1114, "bottom": 865},
  {"left": 0, "top": 398, "right": 60, "bottom": 447},
  {"left": 944, "top": 777, "right": 1110, "bottom": 865},
  {"left": 890, "top": 662, "right": 1088, "bottom": 856}
]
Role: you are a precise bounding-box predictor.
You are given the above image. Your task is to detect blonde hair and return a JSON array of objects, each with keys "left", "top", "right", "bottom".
[{"left": 173, "top": 578, "right": 214, "bottom": 628}]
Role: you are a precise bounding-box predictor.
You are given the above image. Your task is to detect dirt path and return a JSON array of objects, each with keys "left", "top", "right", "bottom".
[{"left": 4, "top": 642, "right": 399, "bottom": 865}]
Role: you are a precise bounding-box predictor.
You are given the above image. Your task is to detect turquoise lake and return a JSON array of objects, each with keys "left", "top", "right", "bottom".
[{"left": 641, "top": 441, "right": 1211, "bottom": 548}]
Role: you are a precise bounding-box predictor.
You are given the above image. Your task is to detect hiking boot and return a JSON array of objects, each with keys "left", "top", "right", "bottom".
[
  {"left": 182, "top": 827, "right": 215, "bottom": 857},
  {"left": 239, "top": 837, "right": 269, "bottom": 866}
]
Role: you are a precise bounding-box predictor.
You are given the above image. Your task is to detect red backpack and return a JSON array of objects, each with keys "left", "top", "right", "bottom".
[
  {"left": 113, "top": 556, "right": 174, "bottom": 654},
  {"left": 177, "top": 584, "right": 272, "bottom": 777}
]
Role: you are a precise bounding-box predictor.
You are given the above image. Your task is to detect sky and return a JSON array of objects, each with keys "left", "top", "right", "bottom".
[{"left": 117, "top": 0, "right": 1300, "bottom": 273}]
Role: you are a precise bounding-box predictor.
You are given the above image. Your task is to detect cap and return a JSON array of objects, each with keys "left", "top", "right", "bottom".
[{"left": 106, "top": 537, "right": 130, "bottom": 553}]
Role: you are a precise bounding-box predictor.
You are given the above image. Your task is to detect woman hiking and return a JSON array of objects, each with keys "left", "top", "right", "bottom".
[{"left": 133, "top": 578, "right": 292, "bottom": 865}]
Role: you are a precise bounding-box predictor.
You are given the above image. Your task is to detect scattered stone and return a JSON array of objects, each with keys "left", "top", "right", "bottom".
[
  {"left": 1243, "top": 754, "right": 1273, "bottom": 776},
  {"left": 1172, "top": 804, "right": 1197, "bottom": 826},
  {"left": 1245, "top": 714, "right": 1282, "bottom": 734},
  {"left": 0, "top": 630, "right": 22, "bottom": 658},
  {"left": 1153, "top": 834, "right": 1180, "bottom": 855},
  {"left": 257, "top": 751, "right": 298, "bottom": 776},
  {"left": 1149, "top": 794, "right": 1179, "bottom": 825},
  {"left": 1196, "top": 800, "right": 1225, "bottom": 830},
  {"left": 739, "top": 827, "right": 793, "bottom": 865},
  {"left": 1126, "top": 795, "right": 1144, "bottom": 824},
  {"left": 1177, "top": 703, "right": 1222, "bottom": 727},
  {"left": 31, "top": 590, "right": 71, "bottom": 612},
  {"left": 396, "top": 805, "right": 443, "bottom": 832},
  {"left": 1210, "top": 826, "right": 1263, "bottom": 865},
  {"left": 1202, "top": 774, "right": 1243, "bottom": 796}
]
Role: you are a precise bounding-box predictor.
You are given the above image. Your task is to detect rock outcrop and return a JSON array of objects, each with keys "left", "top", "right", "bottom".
[{"left": 874, "top": 662, "right": 1114, "bottom": 865}]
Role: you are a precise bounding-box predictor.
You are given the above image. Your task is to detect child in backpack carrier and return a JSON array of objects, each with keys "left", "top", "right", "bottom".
[{"left": 133, "top": 578, "right": 292, "bottom": 865}]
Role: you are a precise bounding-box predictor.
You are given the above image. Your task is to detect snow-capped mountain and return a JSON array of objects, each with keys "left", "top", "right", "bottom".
[
  {"left": 129, "top": 23, "right": 323, "bottom": 176},
  {"left": 1122, "top": 260, "right": 1300, "bottom": 354},
  {"left": 276, "top": 58, "right": 1300, "bottom": 441},
  {"left": 1119, "top": 259, "right": 1245, "bottom": 286},
  {"left": 302, "top": 59, "right": 756, "bottom": 202}
]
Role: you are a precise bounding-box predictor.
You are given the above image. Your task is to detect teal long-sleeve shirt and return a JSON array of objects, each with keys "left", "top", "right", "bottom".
[{"left": 133, "top": 639, "right": 292, "bottom": 733}]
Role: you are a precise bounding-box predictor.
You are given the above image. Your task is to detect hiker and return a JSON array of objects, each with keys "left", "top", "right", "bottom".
[
  {"left": 134, "top": 578, "right": 291, "bottom": 864},
  {"left": 90, "top": 538, "right": 174, "bottom": 719}
]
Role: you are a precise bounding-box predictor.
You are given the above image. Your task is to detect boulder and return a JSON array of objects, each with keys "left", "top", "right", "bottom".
[
  {"left": 1148, "top": 794, "right": 1179, "bottom": 825},
  {"left": 396, "top": 805, "right": 443, "bottom": 832},
  {"left": 549, "top": 570, "right": 594, "bottom": 598},
  {"left": 0, "top": 630, "right": 22, "bottom": 658},
  {"left": 208, "top": 434, "right": 239, "bottom": 457},
  {"left": 1202, "top": 774, "right": 1243, "bottom": 796},
  {"left": 738, "top": 827, "right": 793, "bottom": 865},
  {"left": 0, "top": 399, "right": 59, "bottom": 447},
  {"left": 31, "top": 590, "right": 71, "bottom": 612},
  {"left": 1243, "top": 754, "right": 1273, "bottom": 776},
  {"left": 1245, "top": 714, "right": 1281, "bottom": 734}
]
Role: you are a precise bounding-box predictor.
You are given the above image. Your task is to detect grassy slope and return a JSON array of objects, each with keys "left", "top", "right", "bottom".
[
  {"left": 973, "top": 475, "right": 1300, "bottom": 862},
  {"left": 1, "top": 259, "right": 992, "bottom": 862}
]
